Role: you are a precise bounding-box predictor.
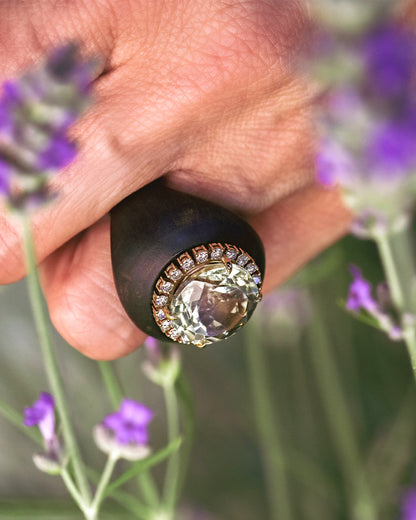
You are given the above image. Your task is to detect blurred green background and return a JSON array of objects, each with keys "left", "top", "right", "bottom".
[{"left": 0, "top": 234, "right": 415, "bottom": 520}]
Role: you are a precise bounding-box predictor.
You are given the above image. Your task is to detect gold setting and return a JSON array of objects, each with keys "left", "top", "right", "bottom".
[{"left": 152, "top": 242, "right": 263, "bottom": 344}]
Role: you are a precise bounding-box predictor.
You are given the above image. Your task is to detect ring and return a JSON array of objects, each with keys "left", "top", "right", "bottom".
[{"left": 110, "top": 178, "right": 265, "bottom": 347}]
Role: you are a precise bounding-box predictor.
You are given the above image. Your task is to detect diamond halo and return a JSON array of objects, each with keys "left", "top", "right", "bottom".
[{"left": 152, "top": 243, "right": 263, "bottom": 347}]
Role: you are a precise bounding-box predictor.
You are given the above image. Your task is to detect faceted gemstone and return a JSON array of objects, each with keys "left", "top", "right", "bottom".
[
  {"left": 245, "top": 262, "right": 258, "bottom": 274},
  {"left": 154, "top": 295, "right": 168, "bottom": 307},
  {"left": 210, "top": 248, "right": 223, "bottom": 260},
  {"left": 168, "top": 268, "right": 183, "bottom": 281},
  {"left": 252, "top": 274, "right": 262, "bottom": 285},
  {"left": 168, "top": 262, "right": 260, "bottom": 346},
  {"left": 160, "top": 320, "right": 171, "bottom": 332},
  {"left": 181, "top": 258, "right": 195, "bottom": 271},
  {"left": 225, "top": 248, "right": 238, "bottom": 261},
  {"left": 195, "top": 251, "right": 209, "bottom": 263},
  {"left": 160, "top": 281, "right": 173, "bottom": 294},
  {"left": 155, "top": 309, "right": 166, "bottom": 320},
  {"left": 237, "top": 253, "right": 249, "bottom": 266}
]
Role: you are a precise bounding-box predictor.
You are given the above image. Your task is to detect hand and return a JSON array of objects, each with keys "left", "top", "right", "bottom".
[{"left": 0, "top": 0, "right": 351, "bottom": 359}]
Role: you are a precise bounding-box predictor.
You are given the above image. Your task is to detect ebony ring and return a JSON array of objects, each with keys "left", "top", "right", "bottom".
[{"left": 110, "top": 179, "right": 265, "bottom": 347}]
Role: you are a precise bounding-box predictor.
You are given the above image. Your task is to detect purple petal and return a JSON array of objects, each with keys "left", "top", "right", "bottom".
[
  {"left": 316, "top": 139, "right": 355, "bottom": 187},
  {"left": 346, "top": 265, "right": 378, "bottom": 313},
  {"left": 119, "top": 399, "right": 154, "bottom": 426},
  {"left": 364, "top": 24, "right": 416, "bottom": 98},
  {"left": 24, "top": 392, "right": 55, "bottom": 442},
  {"left": 366, "top": 115, "right": 416, "bottom": 177},
  {"left": 102, "top": 412, "right": 124, "bottom": 431},
  {"left": 2, "top": 81, "right": 22, "bottom": 104},
  {"left": 101, "top": 399, "right": 153, "bottom": 446},
  {"left": 36, "top": 134, "right": 77, "bottom": 170},
  {"left": 401, "top": 488, "right": 416, "bottom": 520}
]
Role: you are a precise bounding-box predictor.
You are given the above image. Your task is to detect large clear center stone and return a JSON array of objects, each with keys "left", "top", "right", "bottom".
[{"left": 169, "top": 262, "right": 260, "bottom": 347}]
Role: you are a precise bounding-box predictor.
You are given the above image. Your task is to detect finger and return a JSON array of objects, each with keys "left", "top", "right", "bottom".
[
  {"left": 252, "top": 183, "right": 352, "bottom": 291},
  {"left": 41, "top": 215, "right": 145, "bottom": 360},
  {"left": 40, "top": 182, "right": 351, "bottom": 360}
]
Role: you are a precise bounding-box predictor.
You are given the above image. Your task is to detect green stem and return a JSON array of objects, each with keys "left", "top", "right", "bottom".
[
  {"left": 97, "top": 361, "right": 160, "bottom": 509},
  {"left": 98, "top": 361, "right": 123, "bottom": 409},
  {"left": 374, "top": 227, "right": 416, "bottom": 381},
  {"left": 244, "top": 320, "right": 294, "bottom": 520},
  {"left": 87, "top": 453, "right": 119, "bottom": 520},
  {"left": 22, "top": 217, "right": 91, "bottom": 503},
  {"left": 175, "top": 372, "right": 195, "bottom": 499},
  {"left": 86, "top": 466, "right": 153, "bottom": 519},
  {"left": 307, "top": 293, "right": 377, "bottom": 520},
  {"left": 61, "top": 468, "right": 87, "bottom": 515},
  {"left": 137, "top": 472, "right": 160, "bottom": 510},
  {"left": 162, "top": 382, "right": 181, "bottom": 515}
]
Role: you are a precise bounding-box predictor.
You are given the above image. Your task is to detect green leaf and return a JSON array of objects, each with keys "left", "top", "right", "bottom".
[{"left": 105, "top": 437, "right": 182, "bottom": 495}]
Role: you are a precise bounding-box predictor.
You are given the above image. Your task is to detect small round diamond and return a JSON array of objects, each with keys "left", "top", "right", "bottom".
[
  {"left": 245, "top": 262, "right": 258, "bottom": 274},
  {"left": 160, "top": 281, "right": 174, "bottom": 294},
  {"left": 252, "top": 273, "right": 262, "bottom": 285},
  {"left": 211, "top": 248, "right": 223, "bottom": 260},
  {"left": 182, "top": 258, "right": 195, "bottom": 271},
  {"left": 168, "top": 328, "right": 180, "bottom": 340},
  {"left": 160, "top": 320, "right": 171, "bottom": 332},
  {"left": 225, "top": 249, "right": 238, "bottom": 261},
  {"left": 237, "top": 253, "right": 250, "bottom": 266},
  {"left": 154, "top": 295, "right": 168, "bottom": 307},
  {"left": 168, "top": 269, "right": 183, "bottom": 281},
  {"left": 155, "top": 309, "right": 166, "bottom": 320},
  {"left": 195, "top": 251, "right": 209, "bottom": 263}
]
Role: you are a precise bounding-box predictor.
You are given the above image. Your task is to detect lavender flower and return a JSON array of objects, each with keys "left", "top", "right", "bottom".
[
  {"left": 346, "top": 266, "right": 378, "bottom": 313},
  {"left": 24, "top": 392, "right": 55, "bottom": 443},
  {"left": 346, "top": 265, "right": 402, "bottom": 340},
  {"left": 94, "top": 399, "right": 154, "bottom": 460},
  {"left": 313, "top": 11, "right": 416, "bottom": 236},
  {"left": 103, "top": 399, "right": 153, "bottom": 445},
  {"left": 0, "top": 42, "right": 95, "bottom": 210},
  {"left": 364, "top": 24, "right": 416, "bottom": 99},
  {"left": 24, "top": 392, "right": 63, "bottom": 472}
]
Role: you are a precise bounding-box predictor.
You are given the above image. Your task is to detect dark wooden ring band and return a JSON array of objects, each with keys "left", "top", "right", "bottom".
[{"left": 110, "top": 178, "right": 265, "bottom": 342}]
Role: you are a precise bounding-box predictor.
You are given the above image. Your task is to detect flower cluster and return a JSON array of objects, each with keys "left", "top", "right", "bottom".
[
  {"left": 94, "top": 399, "right": 154, "bottom": 460},
  {"left": 24, "top": 392, "right": 62, "bottom": 473},
  {"left": 346, "top": 265, "right": 402, "bottom": 340},
  {"left": 0, "top": 43, "right": 95, "bottom": 210},
  {"left": 313, "top": 1, "right": 416, "bottom": 236}
]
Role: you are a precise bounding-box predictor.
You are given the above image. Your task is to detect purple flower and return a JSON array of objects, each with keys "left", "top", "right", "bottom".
[
  {"left": 346, "top": 265, "right": 378, "bottom": 313},
  {"left": 401, "top": 488, "right": 416, "bottom": 520},
  {"left": 24, "top": 392, "right": 55, "bottom": 443},
  {"left": 36, "top": 133, "right": 77, "bottom": 170},
  {"left": 102, "top": 399, "right": 153, "bottom": 446},
  {"left": 366, "top": 115, "right": 416, "bottom": 177},
  {"left": 316, "top": 138, "right": 356, "bottom": 187},
  {"left": 364, "top": 24, "right": 416, "bottom": 98},
  {"left": 0, "top": 43, "right": 95, "bottom": 209}
]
